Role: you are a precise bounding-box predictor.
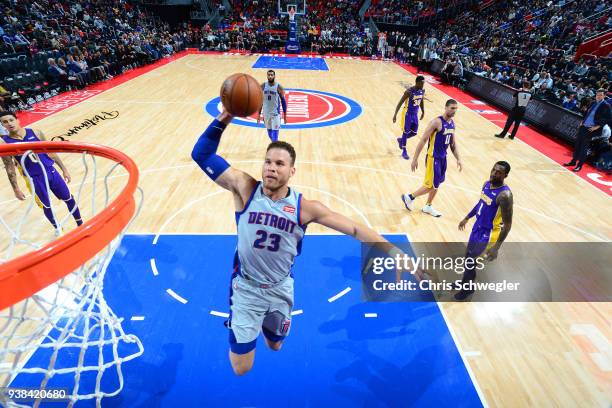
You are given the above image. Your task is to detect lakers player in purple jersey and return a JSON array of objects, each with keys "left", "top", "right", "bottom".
[
  {"left": 402, "top": 99, "right": 463, "bottom": 217},
  {"left": 0, "top": 111, "right": 83, "bottom": 231},
  {"left": 455, "top": 161, "right": 513, "bottom": 300},
  {"left": 392, "top": 76, "right": 426, "bottom": 160}
]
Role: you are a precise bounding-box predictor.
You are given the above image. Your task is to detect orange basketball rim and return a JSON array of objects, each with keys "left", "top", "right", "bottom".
[{"left": 0, "top": 141, "right": 139, "bottom": 311}]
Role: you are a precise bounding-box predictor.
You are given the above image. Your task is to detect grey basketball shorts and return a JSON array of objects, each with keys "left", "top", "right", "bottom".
[{"left": 228, "top": 274, "right": 294, "bottom": 354}]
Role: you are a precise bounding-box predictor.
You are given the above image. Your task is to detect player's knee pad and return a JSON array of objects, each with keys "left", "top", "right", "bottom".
[{"left": 262, "top": 326, "right": 285, "bottom": 346}]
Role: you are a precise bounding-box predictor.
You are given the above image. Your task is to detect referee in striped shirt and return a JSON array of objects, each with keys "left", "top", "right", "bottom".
[{"left": 495, "top": 81, "right": 532, "bottom": 140}]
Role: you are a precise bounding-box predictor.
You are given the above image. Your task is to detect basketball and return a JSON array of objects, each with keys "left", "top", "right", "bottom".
[{"left": 220, "top": 73, "right": 263, "bottom": 117}]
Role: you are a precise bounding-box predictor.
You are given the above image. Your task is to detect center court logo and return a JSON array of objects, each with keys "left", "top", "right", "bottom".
[{"left": 204, "top": 88, "right": 362, "bottom": 129}]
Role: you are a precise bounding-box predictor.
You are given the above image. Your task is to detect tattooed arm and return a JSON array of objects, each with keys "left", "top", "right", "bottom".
[
  {"left": 485, "top": 190, "right": 513, "bottom": 261},
  {"left": 1, "top": 153, "right": 25, "bottom": 200}
]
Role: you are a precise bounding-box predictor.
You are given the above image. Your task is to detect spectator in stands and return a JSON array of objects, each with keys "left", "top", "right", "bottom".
[
  {"left": 564, "top": 89, "right": 612, "bottom": 171},
  {"left": 573, "top": 62, "right": 589, "bottom": 79},
  {"left": 451, "top": 57, "right": 464, "bottom": 87},
  {"left": 66, "top": 55, "right": 90, "bottom": 86},
  {"left": 441, "top": 57, "right": 455, "bottom": 83},
  {"left": 416, "top": 43, "right": 428, "bottom": 73},
  {"left": 562, "top": 93, "right": 578, "bottom": 111},
  {"left": 47, "top": 58, "right": 78, "bottom": 89}
]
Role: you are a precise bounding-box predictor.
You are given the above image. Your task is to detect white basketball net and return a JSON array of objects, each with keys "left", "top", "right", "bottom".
[{"left": 0, "top": 149, "right": 144, "bottom": 407}]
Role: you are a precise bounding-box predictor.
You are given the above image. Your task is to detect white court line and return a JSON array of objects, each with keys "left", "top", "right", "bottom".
[
  {"left": 437, "top": 304, "right": 488, "bottom": 406},
  {"left": 292, "top": 184, "right": 371, "bottom": 227},
  {"left": 130, "top": 316, "right": 145, "bottom": 321},
  {"left": 402, "top": 231, "right": 488, "bottom": 406},
  {"left": 153, "top": 190, "right": 224, "bottom": 244},
  {"left": 463, "top": 351, "right": 482, "bottom": 357},
  {"left": 210, "top": 310, "right": 230, "bottom": 318},
  {"left": 328, "top": 287, "right": 351, "bottom": 303},
  {"left": 150, "top": 258, "right": 159, "bottom": 276},
  {"left": 364, "top": 313, "right": 378, "bottom": 318},
  {"left": 569, "top": 324, "right": 612, "bottom": 372},
  {"left": 166, "top": 288, "right": 188, "bottom": 304},
  {"left": 291, "top": 309, "right": 304, "bottom": 316}
]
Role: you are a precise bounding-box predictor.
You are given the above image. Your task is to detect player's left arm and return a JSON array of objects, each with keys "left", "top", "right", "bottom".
[
  {"left": 301, "top": 197, "right": 394, "bottom": 251},
  {"left": 449, "top": 133, "right": 462, "bottom": 171},
  {"left": 278, "top": 84, "right": 287, "bottom": 123},
  {"left": 34, "top": 129, "right": 71, "bottom": 182},
  {"left": 485, "top": 190, "right": 513, "bottom": 261},
  {"left": 301, "top": 197, "right": 423, "bottom": 280}
]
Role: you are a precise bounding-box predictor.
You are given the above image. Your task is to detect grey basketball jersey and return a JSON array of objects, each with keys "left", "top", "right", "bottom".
[
  {"left": 262, "top": 82, "right": 281, "bottom": 116},
  {"left": 235, "top": 182, "right": 305, "bottom": 284}
]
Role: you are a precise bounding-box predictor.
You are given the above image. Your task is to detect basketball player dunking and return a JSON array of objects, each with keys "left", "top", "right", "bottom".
[
  {"left": 392, "top": 76, "right": 426, "bottom": 160},
  {"left": 456, "top": 161, "right": 513, "bottom": 300},
  {"left": 402, "top": 99, "right": 462, "bottom": 217},
  {"left": 257, "top": 70, "right": 287, "bottom": 142},
  {"left": 192, "top": 109, "right": 407, "bottom": 375},
  {"left": 0, "top": 111, "right": 83, "bottom": 231}
]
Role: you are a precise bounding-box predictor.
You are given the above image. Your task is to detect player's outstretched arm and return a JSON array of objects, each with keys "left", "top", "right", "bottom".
[
  {"left": 485, "top": 190, "right": 513, "bottom": 261},
  {"left": 191, "top": 110, "right": 257, "bottom": 210},
  {"left": 301, "top": 198, "right": 425, "bottom": 280},
  {"left": 0, "top": 139, "right": 25, "bottom": 200},
  {"left": 410, "top": 117, "right": 439, "bottom": 172},
  {"left": 300, "top": 197, "right": 395, "bottom": 251}
]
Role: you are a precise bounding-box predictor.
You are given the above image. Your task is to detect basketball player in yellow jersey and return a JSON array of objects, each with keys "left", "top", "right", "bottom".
[{"left": 402, "top": 99, "right": 463, "bottom": 217}]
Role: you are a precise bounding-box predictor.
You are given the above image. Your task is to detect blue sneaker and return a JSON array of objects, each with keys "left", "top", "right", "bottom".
[{"left": 401, "top": 149, "right": 409, "bottom": 160}]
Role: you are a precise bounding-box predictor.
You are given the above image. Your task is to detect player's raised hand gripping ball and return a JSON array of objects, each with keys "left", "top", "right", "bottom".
[{"left": 220, "top": 73, "right": 263, "bottom": 117}]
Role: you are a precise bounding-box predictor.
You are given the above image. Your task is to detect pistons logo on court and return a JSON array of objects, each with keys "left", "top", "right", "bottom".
[{"left": 205, "top": 89, "right": 362, "bottom": 129}]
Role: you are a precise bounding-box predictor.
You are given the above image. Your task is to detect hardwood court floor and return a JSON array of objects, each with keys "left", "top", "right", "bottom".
[{"left": 1, "top": 53, "right": 610, "bottom": 406}]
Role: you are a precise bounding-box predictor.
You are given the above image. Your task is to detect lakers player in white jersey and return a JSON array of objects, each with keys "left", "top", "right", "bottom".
[
  {"left": 192, "top": 108, "right": 409, "bottom": 376},
  {"left": 257, "top": 70, "right": 287, "bottom": 142}
]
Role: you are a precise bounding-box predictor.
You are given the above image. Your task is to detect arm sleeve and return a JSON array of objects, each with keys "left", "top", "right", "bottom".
[
  {"left": 280, "top": 94, "right": 287, "bottom": 114},
  {"left": 191, "top": 119, "right": 231, "bottom": 180}
]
